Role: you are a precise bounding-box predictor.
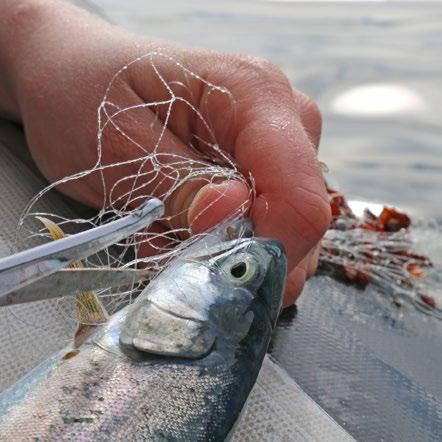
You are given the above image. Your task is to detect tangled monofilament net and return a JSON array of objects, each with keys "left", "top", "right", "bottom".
[
  {"left": 14, "top": 51, "right": 442, "bottom": 326},
  {"left": 319, "top": 191, "right": 442, "bottom": 319},
  {"left": 15, "top": 51, "right": 254, "bottom": 322}
]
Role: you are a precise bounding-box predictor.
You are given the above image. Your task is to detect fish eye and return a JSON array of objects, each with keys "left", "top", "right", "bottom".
[
  {"left": 222, "top": 253, "right": 260, "bottom": 284},
  {"left": 230, "top": 261, "right": 247, "bottom": 278}
]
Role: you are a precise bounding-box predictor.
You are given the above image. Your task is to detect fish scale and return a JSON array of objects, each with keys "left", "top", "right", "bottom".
[{"left": 0, "top": 310, "right": 264, "bottom": 441}]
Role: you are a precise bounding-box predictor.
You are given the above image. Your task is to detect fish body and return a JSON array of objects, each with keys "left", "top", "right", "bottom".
[{"left": 0, "top": 236, "right": 286, "bottom": 441}]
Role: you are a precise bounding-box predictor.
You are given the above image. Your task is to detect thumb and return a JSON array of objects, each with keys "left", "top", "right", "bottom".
[{"left": 185, "top": 180, "right": 251, "bottom": 234}]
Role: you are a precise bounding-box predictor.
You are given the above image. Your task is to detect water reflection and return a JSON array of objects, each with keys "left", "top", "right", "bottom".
[
  {"left": 90, "top": 0, "right": 442, "bottom": 220},
  {"left": 331, "top": 83, "right": 427, "bottom": 117}
]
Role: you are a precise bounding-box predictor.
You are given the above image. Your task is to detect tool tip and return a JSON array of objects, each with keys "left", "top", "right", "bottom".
[{"left": 136, "top": 198, "right": 165, "bottom": 221}]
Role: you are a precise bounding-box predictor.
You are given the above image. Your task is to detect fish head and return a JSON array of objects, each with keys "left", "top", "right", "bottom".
[
  {"left": 209, "top": 237, "right": 287, "bottom": 330},
  {"left": 119, "top": 230, "right": 287, "bottom": 359}
]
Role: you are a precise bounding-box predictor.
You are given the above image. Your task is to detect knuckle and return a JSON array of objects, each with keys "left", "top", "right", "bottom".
[
  {"left": 314, "top": 197, "right": 332, "bottom": 239},
  {"left": 7, "top": 1, "right": 49, "bottom": 27},
  {"left": 231, "top": 55, "right": 289, "bottom": 88},
  {"left": 295, "top": 90, "right": 323, "bottom": 129},
  {"left": 285, "top": 268, "right": 306, "bottom": 305},
  {"left": 306, "top": 99, "right": 322, "bottom": 126},
  {"left": 294, "top": 187, "right": 331, "bottom": 244}
]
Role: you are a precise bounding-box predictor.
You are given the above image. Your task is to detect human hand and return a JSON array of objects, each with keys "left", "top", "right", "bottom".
[{"left": 0, "top": 0, "right": 330, "bottom": 306}]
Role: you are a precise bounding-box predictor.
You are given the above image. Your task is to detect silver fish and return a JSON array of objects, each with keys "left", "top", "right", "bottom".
[{"left": 0, "top": 234, "right": 286, "bottom": 441}]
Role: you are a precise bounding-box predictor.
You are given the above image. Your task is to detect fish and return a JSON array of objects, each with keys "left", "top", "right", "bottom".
[{"left": 0, "top": 227, "right": 286, "bottom": 441}]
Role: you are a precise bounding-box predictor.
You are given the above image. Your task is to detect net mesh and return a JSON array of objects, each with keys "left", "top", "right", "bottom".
[
  {"left": 16, "top": 51, "right": 254, "bottom": 322},
  {"left": 0, "top": 52, "right": 252, "bottom": 391},
  {"left": 0, "top": 131, "right": 77, "bottom": 391},
  {"left": 319, "top": 186, "right": 442, "bottom": 319},
  {"left": 270, "top": 275, "right": 442, "bottom": 441},
  {"left": 13, "top": 52, "right": 441, "bottom": 327}
]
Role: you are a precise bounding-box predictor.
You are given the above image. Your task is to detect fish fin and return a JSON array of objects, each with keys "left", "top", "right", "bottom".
[
  {"left": 36, "top": 216, "right": 66, "bottom": 240},
  {"left": 36, "top": 217, "right": 109, "bottom": 346}
]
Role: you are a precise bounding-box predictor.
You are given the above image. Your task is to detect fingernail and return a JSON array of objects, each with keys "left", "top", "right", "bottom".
[
  {"left": 187, "top": 180, "right": 251, "bottom": 234},
  {"left": 187, "top": 182, "right": 228, "bottom": 225}
]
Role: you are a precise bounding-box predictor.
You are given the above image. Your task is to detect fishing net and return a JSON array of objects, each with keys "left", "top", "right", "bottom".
[
  {"left": 0, "top": 128, "right": 77, "bottom": 392},
  {"left": 319, "top": 186, "right": 442, "bottom": 319},
  {"left": 3, "top": 49, "right": 442, "bottom": 368},
  {"left": 14, "top": 51, "right": 253, "bottom": 319},
  {"left": 12, "top": 51, "right": 440, "bottom": 327},
  {"left": 0, "top": 52, "right": 254, "bottom": 391},
  {"left": 1, "top": 50, "right": 441, "bottom": 440}
]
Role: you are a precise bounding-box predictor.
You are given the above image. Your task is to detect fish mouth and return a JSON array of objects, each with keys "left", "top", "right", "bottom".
[
  {"left": 256, "top": 238, "right": 287, "bottom": 326},
  {"left": 264, "top": 240, "right": 285, "bottom": 259}
]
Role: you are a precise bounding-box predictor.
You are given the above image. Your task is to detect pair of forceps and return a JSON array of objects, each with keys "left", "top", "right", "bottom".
[{"left": 0, "top": 199, "right": 164, "bottom": 307}]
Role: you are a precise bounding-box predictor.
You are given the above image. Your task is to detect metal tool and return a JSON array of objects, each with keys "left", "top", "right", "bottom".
[{"left": 0, "top": 198, "right": 164, "bottom": 306}]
